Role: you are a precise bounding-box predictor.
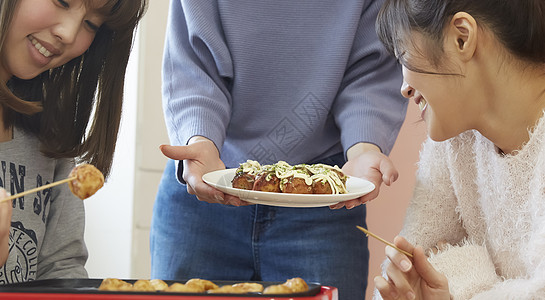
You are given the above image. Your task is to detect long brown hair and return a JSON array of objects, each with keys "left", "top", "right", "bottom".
[{"left": 0, "top": 0, "right": 147, "bottom": 178}]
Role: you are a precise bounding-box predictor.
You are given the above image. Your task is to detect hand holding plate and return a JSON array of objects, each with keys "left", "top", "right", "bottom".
[{"left": 160, "top": 138, "right": 248, "bottom": 206}]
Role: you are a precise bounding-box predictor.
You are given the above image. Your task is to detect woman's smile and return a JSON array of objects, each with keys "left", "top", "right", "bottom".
[
  {"left": 29, "top": 36, "right": 54, "bottom": 58},
  {"left": 414, "top": 95, "right": 428, "bottom": 119},
  {"left": 1, "top": 0, "right": 104, "bottom": 81},
  {"left": 27, "top": 35, "right": 58, "bottom": 67}
]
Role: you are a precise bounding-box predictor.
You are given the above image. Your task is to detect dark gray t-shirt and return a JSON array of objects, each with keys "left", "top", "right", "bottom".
[{"left": 0, "top": 127, "right": 88, "bottom": 284}]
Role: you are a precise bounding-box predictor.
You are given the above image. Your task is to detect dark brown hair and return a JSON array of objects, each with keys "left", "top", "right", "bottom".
[
  {"left": 376, "top": 0, "right": 545, "bottom": 69},
  {"left": 0, "top": 0, "right": 147, "bottom": 178}
]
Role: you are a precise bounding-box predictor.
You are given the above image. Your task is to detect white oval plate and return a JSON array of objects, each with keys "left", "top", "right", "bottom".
[{"left": 202, "top": 169, "right": 375, "bottom": 208}]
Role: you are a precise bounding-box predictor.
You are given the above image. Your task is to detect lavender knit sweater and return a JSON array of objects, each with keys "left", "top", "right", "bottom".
[{"left": 162, "top": 0, "right": 407, "bottom": 167}]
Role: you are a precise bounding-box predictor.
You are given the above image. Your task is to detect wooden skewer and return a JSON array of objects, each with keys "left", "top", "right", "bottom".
[
  {"left": 356, "top": 225, "right": 413, "bottom": 258},
  {"left": 0, "top": 176, "right": 77, "bottom": 204}
]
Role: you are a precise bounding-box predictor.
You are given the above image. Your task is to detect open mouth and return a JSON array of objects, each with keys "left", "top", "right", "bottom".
[
  {"left": 418, "top": 98, "right": 427, "bottom": 112},
  {"left": 28, "top": 36, "right": 53, "bottom": 58}
]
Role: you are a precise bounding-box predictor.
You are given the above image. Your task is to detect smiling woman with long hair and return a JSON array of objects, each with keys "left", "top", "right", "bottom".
[
  {"left": 0, "top": 0, "right": 146, "bottom": 281},
  {"left": 373, "top": 0, "right": 545, "bottom": 299},
  {"left": 1, "top": 0, "right": 146, "bottom": 177}
]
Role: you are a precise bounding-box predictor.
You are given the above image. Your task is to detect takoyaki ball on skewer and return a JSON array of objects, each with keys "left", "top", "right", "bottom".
[{"left": 68, "top": 163, "right": 105, "bottom": 200}]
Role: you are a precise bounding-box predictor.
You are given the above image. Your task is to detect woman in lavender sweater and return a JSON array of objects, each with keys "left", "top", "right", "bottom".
[{"left": 152, "top": 1, "right": 407, "bottom": 299}]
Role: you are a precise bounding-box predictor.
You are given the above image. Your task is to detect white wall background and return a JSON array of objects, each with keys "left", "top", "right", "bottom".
[
  {"left": 83, "top": 32, "right": 138, "bottom": 280},
  {"left": 84, "top": 1, "right": 169, "bottom": 279}
]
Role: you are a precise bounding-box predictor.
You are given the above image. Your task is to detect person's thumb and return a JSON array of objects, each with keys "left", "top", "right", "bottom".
[
  {"left": 159, "top": 144, "right": 199, "bottom": 161},
  {"left": 412, "top": 246, "right": 448, "bottom": 288},
  {"left": 0, "top": 188, "right": 8, "bottom": 198},
  {"left": 379, "top": 157, "right": 398, "bottom": 185}
]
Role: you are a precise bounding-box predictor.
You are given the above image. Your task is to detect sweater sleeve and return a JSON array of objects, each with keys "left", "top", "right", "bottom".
[
  {"left": 333, "top": 0, "right": 407, "bottom": 156},
  {"left": 428, "top": 243, "right": 500, "bottom": 299},
  {"left": 376, "top": 239, "right": 545, "bottom": 300},
  {"left": 36, "top": 159, "right": 88, "bottom": 279},
  {"left": 399, "top": 138, "right": 467, "bottom": 249},
  {"left": 373, "top": 138, "right": 468, "bottom": 300},
  {"left": 162, "top": 0, "right": 232, "bottom": 149},
  {"left": 430, "top": 239, "right": 545, "bottom": 300},
  {"left": 465, "top": 211, "right": 545, "bottom": 299}
]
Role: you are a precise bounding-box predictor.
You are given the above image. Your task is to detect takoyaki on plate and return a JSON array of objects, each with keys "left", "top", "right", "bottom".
[{"left": 202, "top": 169, "right": 375, "bottom": 207}]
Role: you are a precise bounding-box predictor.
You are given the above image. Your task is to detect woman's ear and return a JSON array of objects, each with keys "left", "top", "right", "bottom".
[{"left": 446, "top": 12, "right": 477, "bottom": 62}]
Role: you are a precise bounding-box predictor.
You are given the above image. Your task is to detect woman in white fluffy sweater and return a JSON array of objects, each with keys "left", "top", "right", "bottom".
[{"left": 373, "top": 0, "right": 545, "bottom": 299}]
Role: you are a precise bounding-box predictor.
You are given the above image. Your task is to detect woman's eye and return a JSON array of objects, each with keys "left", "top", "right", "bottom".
[
  {"left": 56, "top": 0, "right": 69, "bottom": 8},
  {"left": 85, "top": 20, "right": 100, "bottom": 32}
]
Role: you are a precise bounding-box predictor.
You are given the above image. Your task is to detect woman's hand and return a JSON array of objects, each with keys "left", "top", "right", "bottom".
[
  {"left": 331, "top": 143, "right": 398, "bottom": 209},
  {"left": 0, "top": 188, "right": 13, "bottom": 267},
  {"left": 160, "top": 137, "right": 248, "bottom": 206},
  {"left": 375, "top": 236, "right": 451, "bottom": 300}
]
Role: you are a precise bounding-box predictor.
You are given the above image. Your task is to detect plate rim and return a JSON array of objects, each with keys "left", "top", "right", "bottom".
[{"left": 202, "top": 168, "right": 375, "bottom": 207}]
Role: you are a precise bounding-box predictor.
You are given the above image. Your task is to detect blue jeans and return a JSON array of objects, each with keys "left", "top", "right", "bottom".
[{"left": 150, "top": 156, "right": 369, "bottom": 300}]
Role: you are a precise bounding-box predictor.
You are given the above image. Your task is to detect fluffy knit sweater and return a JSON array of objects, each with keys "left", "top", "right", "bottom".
[{"left": 376, "top": 114, "right": 545, "bottom": 299}]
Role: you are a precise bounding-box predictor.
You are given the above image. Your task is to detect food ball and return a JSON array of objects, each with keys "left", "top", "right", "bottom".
[
  {"left": 252, "top": 171, "right": 281, "bottom": 192},
  {"left": 68, "top": 164, "right": 104, "bottom": 200},
  {"left": 231, "top": 172, "right": 255, "bottom": 190},
  {"left": 231, "top": 160, "right": 262, "bottom": 190},
  {"left": 312, "top": 179, "right": 333, "bottom": 194},
  {"left": 150, "top": 279, "right": 168, "bottom": 291},
  {"left": 280, "top": 176, "right": 313, "bottom": 194},
  {"left": 164, "top": 282, "right": 205, "bottom": 293},
  {"left": 185, "top": 278, "right": 219, "bottom": 291},
  {"left": 263, "top": 284, "right": 293, "bottom": 294},
  {"left": 208, "top": 285, "right": 248, "bottom": 294},
  {"left": 98, "top": 278, "right": 132, "bottom": 291},
  {"left": 284, "top": 277, "right": 309, "bottom": 292},
  {"left": 132, "top": 280, "right": 156, "bottom": 291},
  {"left": 231, "top": 282, "right": 264, "bottom": 293}
]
